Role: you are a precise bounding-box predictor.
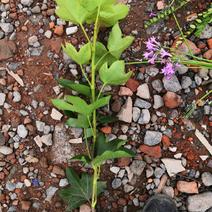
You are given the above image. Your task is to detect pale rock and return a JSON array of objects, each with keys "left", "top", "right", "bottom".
[
  {"left": 153, "top": 95, "right": 164, "bottom": 109},
  {"left": 138, "top": 109, "right": 150, "bottom": 124},
  {"left": 41, "top": 134, "right": 53, "bottom": 146},
  {"left": 59, "top": 178, "right": 69, "bottom": 187},
  {"left": 24, "top": 179, "right": 31, "bottom": 187},
  {"left": 0, "top": 93, "right": 6, "bottom": 106},
  {"left": 69, "top": 138, "right": 83, "bottom": 144},
  {"left": 161, "top": 158, "right": 186, "bottom": 177},
  {"left": 17, "top": 124, "right": 28, "bottom": 138},
  {"left": 187, "top": 192, "right": 212, "bottom": 212},
  {"left": 201, "top": 172, "right": 212, "bottom": 187},
  {"left": 51, "top": 108, "right": 63, "bottom": 121},
  {"left": 132, "top": 107, "right": 140, "bottom": 122},
  {"left": 66, "top": 26, "right": 78, "bottom": 35},
  {"left": 79, "top": 204, "right": 92, "bottom": 212},
  {"left": 118, "top": 86, "right": 133, "bottom": 96},
  {"left": 117, "top": 97, "right": 132, "bottom": 123},
  {"left": 136, "top": 83, "right": 150, "bottom": 99},
  {"left": 110, "top": 166, "right": 120, "bottom": 174},
  {"left": 0, "top": 146, "right": 13, "bottom": 155},
  {"left": 45, "top": 186, "right": 58, "bottom": 202}
]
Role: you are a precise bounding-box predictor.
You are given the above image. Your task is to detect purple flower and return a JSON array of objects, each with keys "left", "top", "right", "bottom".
[
  {"left": 148, "top": 54, "right": 158, "bottom": 64},
  {"left": 160, "top": 48, "right": 171, "bottom": 58},
  {"left": 161, "top": 62, "right": 175, "bottom": 79},
  {"left": 143, "top": 51, "right": 154, "bottom": 60},
  {"left": 145, "top": 37, "right": 160, "bottom": 51},
  {"left": 149, "top": 12, "right": 156, "bottom": 17}
]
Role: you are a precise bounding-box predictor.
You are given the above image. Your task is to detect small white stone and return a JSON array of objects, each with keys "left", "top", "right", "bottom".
[
  {"left": 44, "top": 30, "right": 52, "bottom": 39},
  {"left": 0, "top": 93, "right": 6, "bottom": 106},
  {"left": 69, "top": 138, "right": 83, "bottom": 144},
  {"left": 51, "top": 108, "right": 63, "bottom": 121},
  {"left": 110, "top": 166, "right": 120, "bottom": 174},
  {"left": 24, "top": 179, "right": 31, "bottom": 187},
  {"left": 59, "top": 178, "right": 69, "bottom": 187},
  {"left": 161, "top": 158, "right": 186, "bottom": 177},
  {"left": 174, "top": 153, "right": 182, "bottom": 159},
  {"left": 200, "top": 155, "right": 209, "bottom": 161},
  {"left": 66, "top": 26, "right": 78, "bottom": 35},
  {"left": 136, "top": 83, "right": 150, "bottom": 99}
]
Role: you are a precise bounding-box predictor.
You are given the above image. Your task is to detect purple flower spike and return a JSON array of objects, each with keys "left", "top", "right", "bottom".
[
  {"left": 148, "top": 54, "right": 157, "bottom": 64},
  {"left": 160, "top": 48, "right": 171, "bottom": 58},
  {"left": 143, "top": 51, "right": 154, "bottom": 60},
  {"left": 161, "top": 62, "right": 175, "bottom": 79},
  {"left": 149, "top": 12, "right": 156, "bottom": 17}
]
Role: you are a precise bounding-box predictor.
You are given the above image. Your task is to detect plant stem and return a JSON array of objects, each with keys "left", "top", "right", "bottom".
[
  {"left": 90, "top": 5, "right": 101, "bottom": 210},
  {"left": 125, "top": 60, "right": 161, "bottom": 65},
  {"left": 84, "top": 128, "right": 92, "bottom": 159},
  {"left": 80, "top": 24, "right": 90, "bottom": 43},
  {"left": 97, "top": 83, "right": 106, "bottom": 100},
  {"left": 80, "top": 64, "right": 92, "bottom": 86}
]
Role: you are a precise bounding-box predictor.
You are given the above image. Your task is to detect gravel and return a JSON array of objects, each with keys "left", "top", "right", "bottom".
[
  {"left": 21, "top": 0, "right": 33, "bottom": 6},
  {"left": 0, "top": 93, "right": 6, "bottom": 106},
  {"left": 112, "top": 178, "right": 122, "bottom": 189},
  {"left": 187, "top": 192, "right": 212, "bottom": 212},
  {"left": 201, "top": 172, "right": 212, "bottom": 186},
  {"left": 152, "top": 79, "right": 163, "bottom": 93},
  {"left": 13, "top": 91, "right": 21, "bottom": 102},
  {"left": 132, "top": 107, "right": 141, "bottom": 122},
  {"left": 181, "top": 76, "right": 192, "bottom": 89},
  {"left": 200, "top": 25, "right": 212, "bottom": 39},
  {"left": 66, "top": 26, "right": 78, "bottom": 35},
  {"left": 17, "top": 125, "right": 28, "bottom": 138},
  {"left": 0, "top": 146, "right": 13, "bottom": 155},
  {"left": 153, "top": 95, "right": 164, "bottom": 109},
  {"left": 130, "top": 160, "right": 146, "bottom": 176},
  {"left": 136, "top": 83, "right": 150, "bottom": 99},
  {"left": 163, "top": 75, "right": 182, "bottom": 92},
  {"left": 134, "top": 98, "right": 151, "bottom": 109},
  {"left": 144, "top": 131, "right": 162, "bottom": 146},
  {"left": 138, "top": 109, "right": 150, "bottom": 124}
]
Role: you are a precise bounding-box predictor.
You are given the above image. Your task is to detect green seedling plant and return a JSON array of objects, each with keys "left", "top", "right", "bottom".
[
  {"left": 144, "top": 0, "right": 190, "bottom": 29},
  {"left": 52, "top": 0, "right": 135, "bottom": 210}
]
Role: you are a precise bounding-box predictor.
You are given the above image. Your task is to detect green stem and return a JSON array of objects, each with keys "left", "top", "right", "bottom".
[
  {"left": 90, "top": 5, "right": 101, "bottom": 210},
  {"left": 84, "top": 128, "right": 92, "bottom": 159},
  {"left": 97, "top": 83, "right": 106, "bottom": 100},
  {"left": 80, "top": 24, "right": 90, "bottom": 43},
  {"left": 125, "top": 60, "right": 161, "bottom": 65},
  {"left": 80, "top": 64, "right": 92, "bottom": 86}
]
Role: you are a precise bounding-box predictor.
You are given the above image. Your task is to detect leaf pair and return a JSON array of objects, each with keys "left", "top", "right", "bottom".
[
  {"left": 60, "top": 168, "right": 106, "bottom": 210},
  {"left": 52, "top": 95, "right": 111, "bottom": 117},
  {"left": 55, "top": 0, "right": 129, "bottom": 27},
  {"left": 95, "top": 23, "right": 134, "bottom": 69},
  {"left": 63, "top": 42, "right": 91, "bottom": 65},
  {"left": 99, "top": 60, "right": 132, "bottom": 85},
  {"left": 72, "top": 133, "right": 134, "bottom": 166}
]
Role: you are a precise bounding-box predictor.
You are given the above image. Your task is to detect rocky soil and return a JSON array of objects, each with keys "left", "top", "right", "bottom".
[{"left": 0, "top": 0, "right": 211, "bottom": 211}]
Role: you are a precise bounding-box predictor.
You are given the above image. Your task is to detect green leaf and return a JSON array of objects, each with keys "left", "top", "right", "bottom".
[
  {"left": 95, "top": 42, "right": 116, "bottom": 69},
  {"left": 63, "top": 42, "right": 91, "bottom": 65},
  {"left": 65, "top": 96, "right": 92, "bottom": 116},
  {"left": 52, "top": 99, "right": 75, "bottom": 111},
  {"left": 55, "top": 0, "right": 90, "bottom": 24},
  {"left": 71, "top": 155, "right": 91, "bottom": 165},
  {"left": 66, "top": 114, "right": 89, "bottom": 128},
  {"left": 58, "top": 79, "right": 91, "bottom": 97},
  {"left": 108, "top": 23, "right": 134, "bottom": 59},
  {"left": 92, "top": 96, "right": 111, "bottom": 110},
  {"left": 94, "top": 133, "right": 135, "bottom": 166},
  {"left": 95, "top": 133, "right": 126, "bottom": 155},
  {"left": 99, "top": 60, "right": 132, "bottom": 85},
  {"left": 84, "top": 128, "right": 93, "bottom": 139},
  {"left": 59, "top": 168, "right": 105, "bottom": 210},
  {"left": 92, "top": 150, "right": 134, "bottom": 166},
  {"left": 99, "top": 4, "right": 130, "bottom": 27}
]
